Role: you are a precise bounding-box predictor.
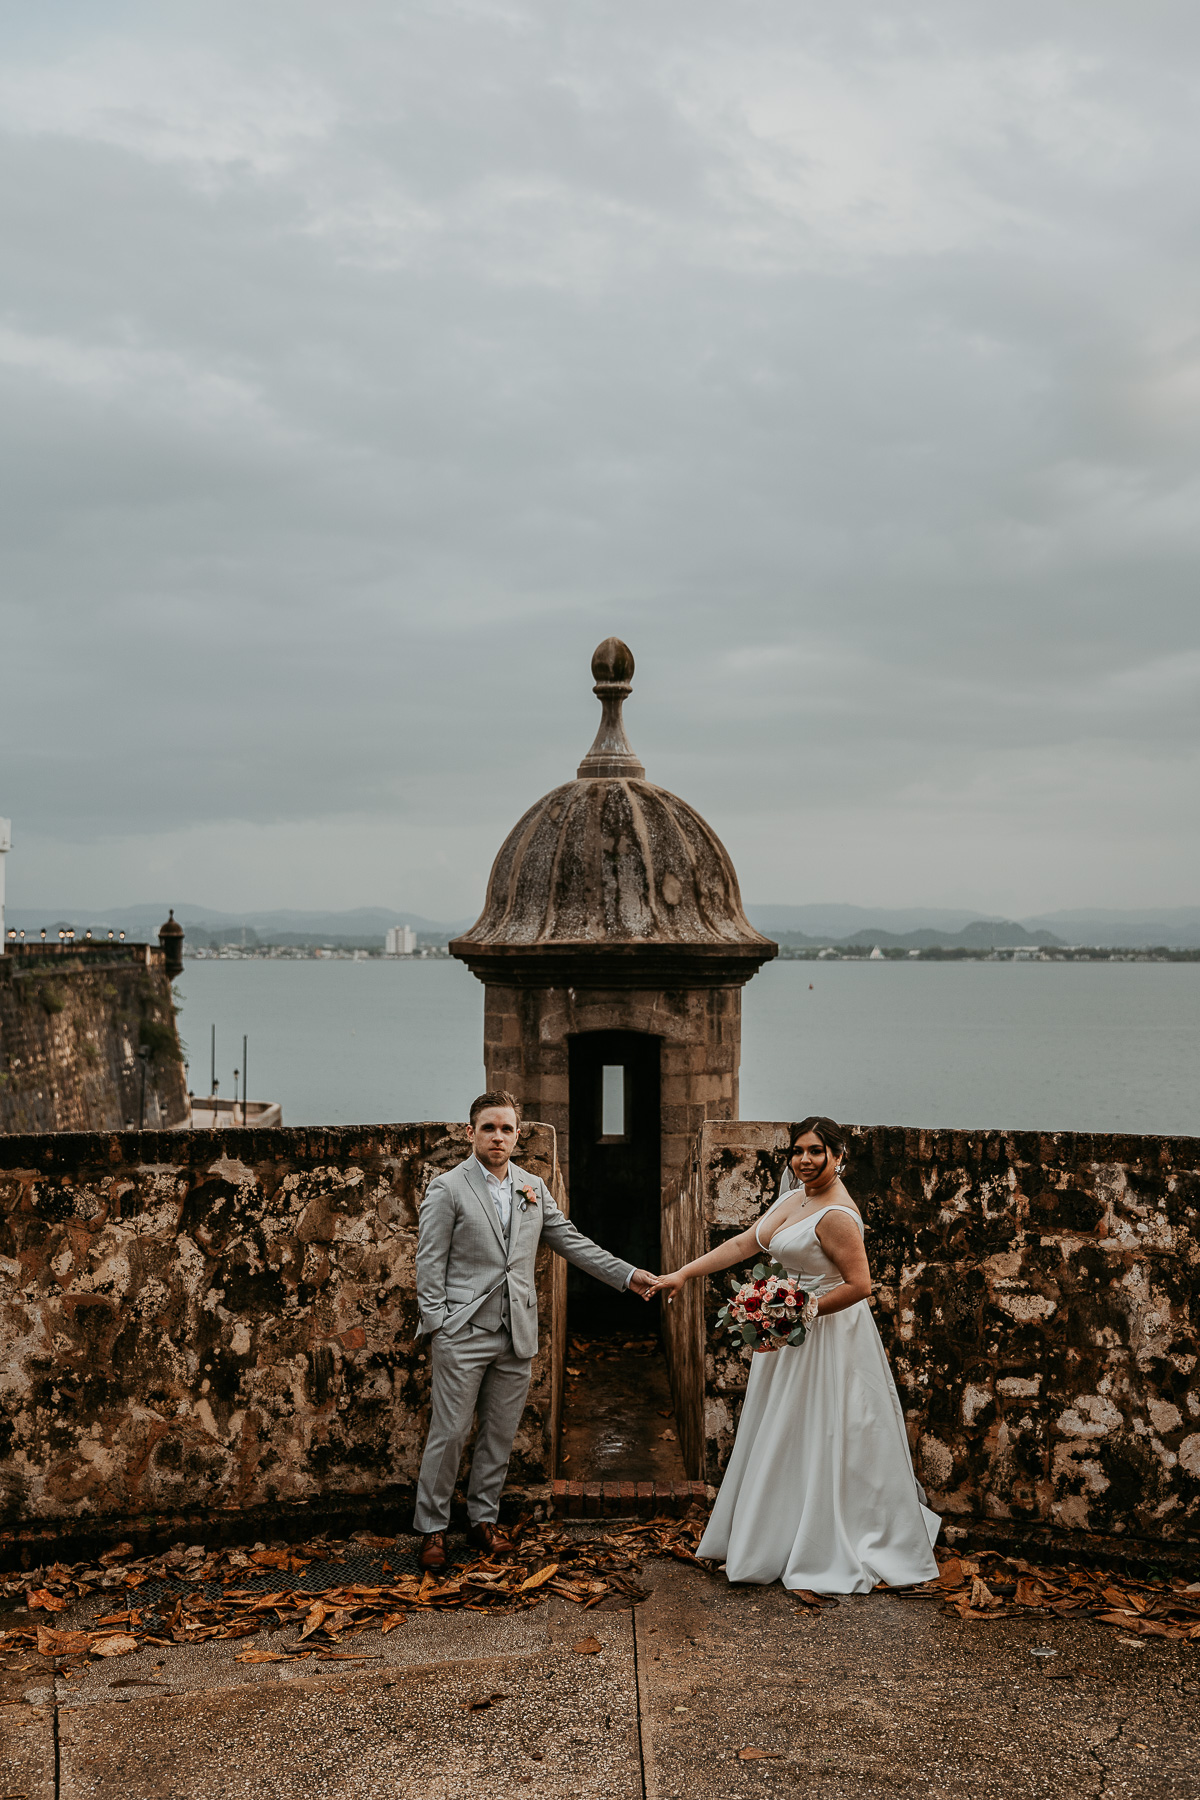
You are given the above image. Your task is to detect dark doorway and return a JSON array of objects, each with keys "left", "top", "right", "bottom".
[{"left": 567, "top": 1030, "right": 661, "bottom": 1336}]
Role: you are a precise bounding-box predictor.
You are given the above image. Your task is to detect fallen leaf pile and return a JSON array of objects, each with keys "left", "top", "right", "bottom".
[
  {"left": 0, "top": 1517, "right": 706, "bottom": 1670},
  {"left": 898, "top": 1549, "right": 1200, "bottom": 1644}
]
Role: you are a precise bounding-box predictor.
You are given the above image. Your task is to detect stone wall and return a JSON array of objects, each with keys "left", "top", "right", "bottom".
[
  {"left": 483, "top": 983, "right": 742, "bottom": 1200},
  {"left": 0, "top": 945, "right": 187, "bottom": 1134},
  {"left": 0, "top": 1123, "right": 566, "bottom": 1550},
  {"left": 662, "top": 1122, "right": 1200, "bottom": 1557}
]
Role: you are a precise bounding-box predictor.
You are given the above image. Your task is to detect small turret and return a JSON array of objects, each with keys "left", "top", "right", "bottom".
[{"left": 158, "top": 908, "right": 185, "bottom": 980}]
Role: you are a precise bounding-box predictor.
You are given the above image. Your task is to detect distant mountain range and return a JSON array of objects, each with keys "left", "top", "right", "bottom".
[
  {"left": 7, "top": 900, "right": 1200, "bottom": 950},
  {"left": 744, "top": 906, "right": 1200, "bottom": 950}
]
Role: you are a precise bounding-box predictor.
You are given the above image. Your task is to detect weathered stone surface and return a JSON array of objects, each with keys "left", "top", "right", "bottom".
[
  {"left": 482, "top": 982, "right": 743, "bottom": 1199},
  {"left": 0, "top": 1703, "right": 55, "bottom": 1800},
  {"left": 0, "top": 1123, "right": 564, "bottom": 1539},
  {"left": 662, "top": 1122, "right": 1200, "bottom": 1553},
  {"left": 0, "top": 944, "right": 186, "bottom": 1134},
  {"left": 638, "top": 1556, "right": 1200, "bottom": 1800}
]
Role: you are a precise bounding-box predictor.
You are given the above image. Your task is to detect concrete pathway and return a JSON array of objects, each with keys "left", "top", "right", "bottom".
[{"left": 3, "top": 1546, "right": 1196, "bottom": 1799}]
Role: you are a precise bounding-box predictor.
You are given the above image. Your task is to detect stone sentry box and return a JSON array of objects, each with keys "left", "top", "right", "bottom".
[
  {"left": 662, "top": 1121, "right": 1200, "bottom": 1559},
  {"left": 0, "top": 1122, "right": 566, "bottom": 1551},
  {"left": 451, "top": 640, "right": 776, "bottom": 1333}
]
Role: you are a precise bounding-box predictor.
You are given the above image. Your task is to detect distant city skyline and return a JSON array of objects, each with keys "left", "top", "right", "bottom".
[
  {"left": 7, "top": 898, "right": 1200, "bottom": 954},
  {"left": 2, "top": 4, "right": 1197, "bottom": 917}
]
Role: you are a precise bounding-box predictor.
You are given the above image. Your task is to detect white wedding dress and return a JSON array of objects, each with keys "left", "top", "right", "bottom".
[{"left": 697, "top": 1198, "right": 940, "bottom": 1593}]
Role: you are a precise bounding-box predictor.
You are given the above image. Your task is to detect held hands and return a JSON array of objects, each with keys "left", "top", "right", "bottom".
[
  {"left": 628, "top": 1269, "right": 658, "bottom": 1300},
  {"left": 646, "top": 1269, "right": 687, "bottom": 1305}
]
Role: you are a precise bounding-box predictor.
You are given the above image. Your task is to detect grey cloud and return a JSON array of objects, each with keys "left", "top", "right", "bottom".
[{"left": 1, "top": 0, "right": 1197, "bottom": 911}]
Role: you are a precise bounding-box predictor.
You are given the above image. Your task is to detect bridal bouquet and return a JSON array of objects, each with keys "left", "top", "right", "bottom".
[{"left": 716, "top": 1260, "right": 818, "bottom": 1353}]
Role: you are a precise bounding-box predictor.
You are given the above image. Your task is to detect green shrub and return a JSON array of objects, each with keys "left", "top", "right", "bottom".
[
  {"left": 39, "top": 983, "right": 67, "bottom": 1016},
  {"left": 139, "top": 1018, "right": 181, "bottom": 1062}
]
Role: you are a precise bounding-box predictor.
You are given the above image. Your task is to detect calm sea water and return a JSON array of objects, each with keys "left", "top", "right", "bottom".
[{"left": 174, "top": 958, "right": 1200, "bottom": 1138}]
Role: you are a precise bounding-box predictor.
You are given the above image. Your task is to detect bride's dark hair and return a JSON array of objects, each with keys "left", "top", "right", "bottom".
[{"left": 787, "top": 1116, "right": 848, "bottom": 1163}]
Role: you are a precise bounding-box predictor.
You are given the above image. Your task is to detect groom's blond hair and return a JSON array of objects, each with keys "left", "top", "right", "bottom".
[{"left": 469, "top": 1090, "right": 522, "bottom": 1127}]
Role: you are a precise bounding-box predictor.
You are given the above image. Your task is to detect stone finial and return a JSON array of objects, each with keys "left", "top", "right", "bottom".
[{"left": 576, "top": 637, "right": 646, "bottom": 779}]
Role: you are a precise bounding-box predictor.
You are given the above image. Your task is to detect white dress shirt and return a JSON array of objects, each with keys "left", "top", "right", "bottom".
[
  {"left": 473, "top": 1156, "right": 636, "bottom": 1288},
  {"left": 475, "top": 1156, "right": 513, "bottom": 1234}
]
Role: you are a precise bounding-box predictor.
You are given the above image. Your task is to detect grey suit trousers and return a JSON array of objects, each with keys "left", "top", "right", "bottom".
[{"left": 413, "top": 1323, "right": 532, "bottom": 1533}]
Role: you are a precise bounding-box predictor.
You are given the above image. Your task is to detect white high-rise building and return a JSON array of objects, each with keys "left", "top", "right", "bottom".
[{"left": 385, "top": 924, "right": 417, "bottom": 956}]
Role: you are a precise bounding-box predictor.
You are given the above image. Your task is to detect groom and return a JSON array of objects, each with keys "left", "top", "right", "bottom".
[{"left": 413, "top": 1091, "right": 656, "bottom": 1571}]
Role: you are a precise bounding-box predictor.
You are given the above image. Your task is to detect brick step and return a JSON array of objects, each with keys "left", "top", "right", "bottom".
[{"left": 550, "top": 1479, "right": 707, "bottom": 1518}]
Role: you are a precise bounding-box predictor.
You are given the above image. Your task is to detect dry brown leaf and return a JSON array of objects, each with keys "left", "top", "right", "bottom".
[
  {"left": 90, "top": 1634, "right": 139, "bottom": 1658},
  {"left": 970, "top": 1577, "right": 999, "bottom": 1610},
  {"left": 36, "top": 1627, "right": 93, "bottom": 1657},
  {"left": 250, "top": 1549, "right": 296, "bottom": 1571},
  {"left": 98, "top": 1543, "right": 133, "bottom": 1567},
  {"left": 519, "top": 1564, "right": 560, "bottom": 1592},
  {"left": 573, "top": 1636, "right": 603, "bottom": 1655},
  {"left": 1097, "top": 1614, "right": 1173, "bottom": 1639},
  {"left": 379, "top": 1612, "right": 406, "bottom": 1634},
  {"left": 739, "top": 1748, "right": 782, "bottom": 1761},
  {"left": 299, "top": 1602, "right": 327, "bottom": 1641},
  {"left": 235, "top": 1649, "right": 292, "bottom": 1664},
  {"left": 1014, "top": 1578, "right": 1046, "bottom": 1607},
  {"left": 27, "top": 1589, "right": 69, "bottom": 1613},
  {"left": 463, "top": 1692, "right": 507, "bottom": 1711},
  {"left": 936, "top": 1559, "right": 965, "bottom": 1591}
]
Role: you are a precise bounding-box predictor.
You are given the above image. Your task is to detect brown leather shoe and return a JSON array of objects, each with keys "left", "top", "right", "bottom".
[
  {"left": 466, "top": 1521, "right": 513, "bottom": 1557},
  {"left": 419, "top": 1531, "right": 447, "bottom": 1573}
]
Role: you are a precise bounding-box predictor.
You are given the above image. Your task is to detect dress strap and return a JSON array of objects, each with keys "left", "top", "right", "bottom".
[{"left": 809, "top": 1203, "right": 865, "bottom": 1236}]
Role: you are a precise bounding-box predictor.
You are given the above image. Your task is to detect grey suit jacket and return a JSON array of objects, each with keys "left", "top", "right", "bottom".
[{"left": 415, "top": 1156, "right": 634, "bottom": 1362}]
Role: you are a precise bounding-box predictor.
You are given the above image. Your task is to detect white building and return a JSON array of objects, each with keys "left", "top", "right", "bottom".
[{"left": 385, "top": 924, "right": 417, "bottom": 956}]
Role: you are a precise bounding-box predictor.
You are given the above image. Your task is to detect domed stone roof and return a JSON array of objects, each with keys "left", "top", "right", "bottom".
[{"left": 450, "top": 640, "right": 776, "bottom": 988}]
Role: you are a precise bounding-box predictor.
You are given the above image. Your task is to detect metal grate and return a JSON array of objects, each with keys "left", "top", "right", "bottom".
[{"left": 126, "top": 1549, "right": 411, "bottom": 1629}]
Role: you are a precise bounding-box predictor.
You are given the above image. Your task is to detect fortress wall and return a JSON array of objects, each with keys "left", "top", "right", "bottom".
[
  {"left": 0, "top": 947, "right": 187, "bottom": 1134},
  {"left": 0, "top": 1122, "right": 564, "bottom": 1553},
  {"left": 663, "top": 1121, "right": 1200, "bottom": 1558}
]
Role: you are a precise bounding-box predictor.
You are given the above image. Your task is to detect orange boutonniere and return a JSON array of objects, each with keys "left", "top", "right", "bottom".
[{"left": 517, "top": 1183, "right": 539, "bottom": 1213}]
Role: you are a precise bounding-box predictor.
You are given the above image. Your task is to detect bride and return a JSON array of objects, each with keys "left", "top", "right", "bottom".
[{"left": 650, "top": 1116, "right": 939, "bottom": 1593}]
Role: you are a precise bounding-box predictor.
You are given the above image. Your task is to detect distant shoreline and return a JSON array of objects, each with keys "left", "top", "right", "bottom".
[{"left": 177, "top": 944, "right": 1200, "bottom": 965}]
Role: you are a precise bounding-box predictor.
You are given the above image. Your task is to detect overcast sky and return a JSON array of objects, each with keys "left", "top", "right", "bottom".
[{"left": 2, "top": 1, "right": 1198, "bottom": 922}]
